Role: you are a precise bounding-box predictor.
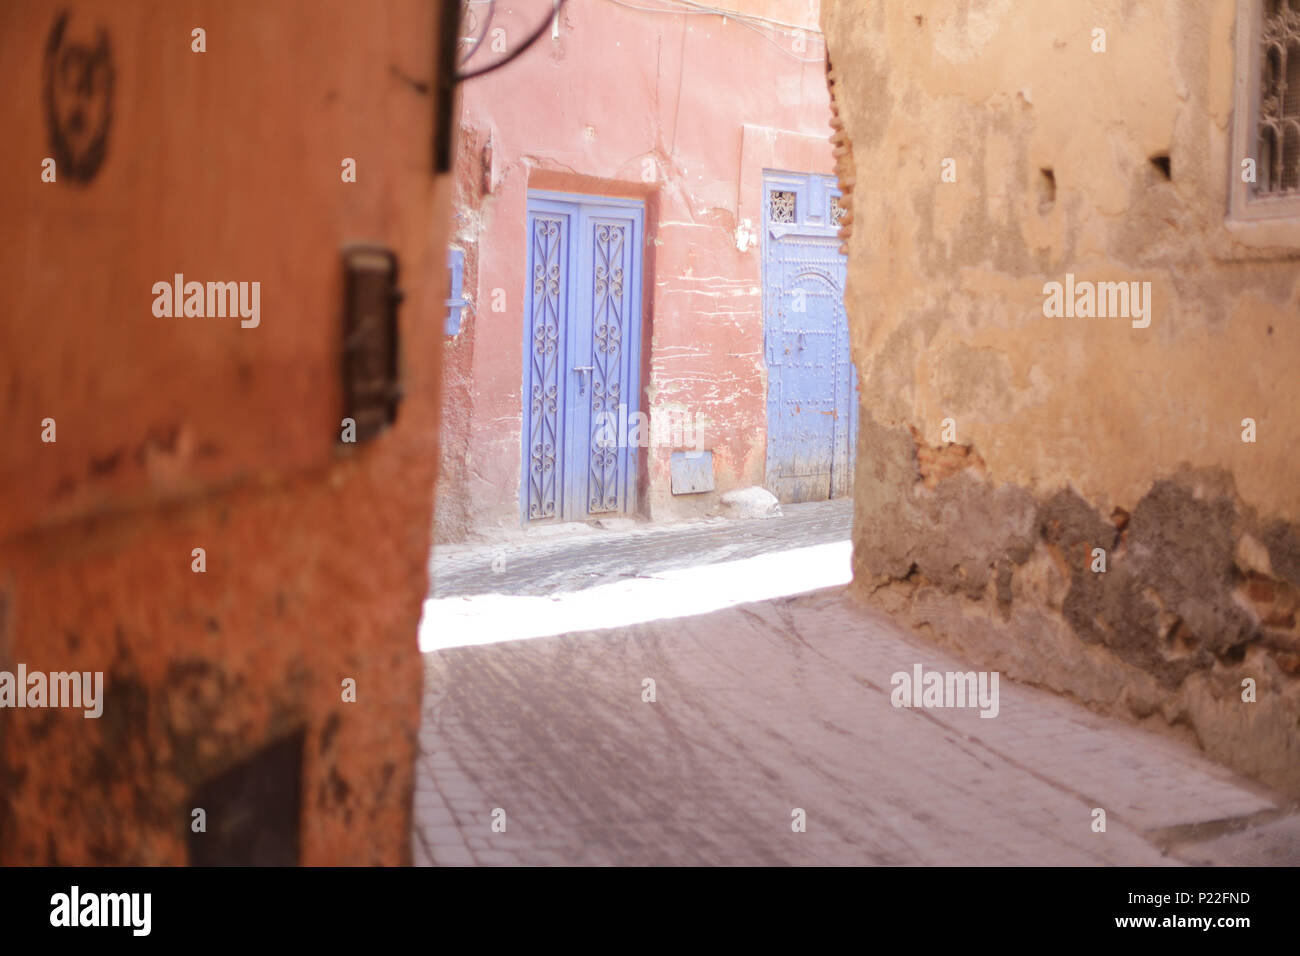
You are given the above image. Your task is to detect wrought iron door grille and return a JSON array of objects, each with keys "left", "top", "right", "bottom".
[
  {"left": 769, "top": 190, "right": 796, "bottom": 223},
  {"left": 831, "top": 197, "right": 848, "bottom": 227}
]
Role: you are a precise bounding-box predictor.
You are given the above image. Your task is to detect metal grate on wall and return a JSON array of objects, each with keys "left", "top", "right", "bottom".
[
  {"left": 769, "top": 190, "right": 796, "bottom": 223},
  {"left": 1258, "top": 0, "right": 1300, "bottom": 193}
]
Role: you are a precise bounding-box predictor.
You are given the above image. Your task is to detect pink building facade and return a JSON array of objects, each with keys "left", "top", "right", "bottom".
[{"left": 438, "top": 0, "right": 846, "bottom": 539}]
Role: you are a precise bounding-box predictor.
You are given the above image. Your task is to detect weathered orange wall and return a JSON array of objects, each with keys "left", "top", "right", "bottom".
[
  {"left": 0, "top": 0, "right": 450, "bottom": 863},
  {"left": 438, "top": 0, "right": 835, "bottom": 538}
]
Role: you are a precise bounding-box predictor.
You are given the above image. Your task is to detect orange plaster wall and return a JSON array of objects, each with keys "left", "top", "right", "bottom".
[{"left": 0, "top": 0, "right": 450, "bottom": 864}]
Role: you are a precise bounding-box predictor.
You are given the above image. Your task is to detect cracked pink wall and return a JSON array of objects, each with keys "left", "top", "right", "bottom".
[{"left": 438, "top": 0, "right": 836, "bottom": 538}]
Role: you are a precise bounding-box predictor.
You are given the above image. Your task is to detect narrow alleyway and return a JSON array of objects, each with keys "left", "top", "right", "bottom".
[{"left": 415, "top": 510, "right": 1299, "bottom": 866}]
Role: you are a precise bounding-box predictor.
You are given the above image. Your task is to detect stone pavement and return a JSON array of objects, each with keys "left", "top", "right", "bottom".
[
  {"left": 413, "top": 586, "right": 1292, "bottom": 866},
  {"left": 430, "top": 498, "right": 852, "bottom": 598}
]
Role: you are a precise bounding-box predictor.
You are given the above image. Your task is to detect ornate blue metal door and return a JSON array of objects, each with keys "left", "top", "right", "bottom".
[
  {"left": 523, "top": 193, "right": 644, "bottom": 523},
  {"left": 762, "top": 171, "right": 856, "bottom": 502}
]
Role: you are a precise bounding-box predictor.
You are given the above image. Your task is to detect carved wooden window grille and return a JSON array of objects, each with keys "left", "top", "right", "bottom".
[
  {"left": 769, "top": 190, "right": 796, "bottom": 223},
  {"left": 1257, "top": 0, "right": 1300, "bottom": 194}
]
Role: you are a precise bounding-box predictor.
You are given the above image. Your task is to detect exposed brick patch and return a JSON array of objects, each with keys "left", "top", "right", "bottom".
[
  {"left": 1241, "top": 572, "right": 1298, "bottom": 628},
  {"left": 909, "top": 426, "right": 987, "bottom": 489}
]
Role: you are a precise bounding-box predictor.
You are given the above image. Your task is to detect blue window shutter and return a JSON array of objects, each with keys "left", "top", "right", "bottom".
[{"left": 444, "top": 247, "right": 466, "bottom": 336}]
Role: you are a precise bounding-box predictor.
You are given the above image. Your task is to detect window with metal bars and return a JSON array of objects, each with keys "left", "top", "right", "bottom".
[
  {"left": 831, "top": 196, "right": 848, "bottom": 228},
  {"left": 769, "top": 190, "right": 796, "bottom": 224},
  {"left": 1233, "top": 0, "right": 1300, "bottom": 219},
  {"left": 1256, "top": 0, "right": 1300, "bottom": 194}
]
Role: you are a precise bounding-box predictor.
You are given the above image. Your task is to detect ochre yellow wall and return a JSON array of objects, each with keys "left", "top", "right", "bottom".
[{"left": 824, "top": 0, "right": 1300, "bottom": 793}]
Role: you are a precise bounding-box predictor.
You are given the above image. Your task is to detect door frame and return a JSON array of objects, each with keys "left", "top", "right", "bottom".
[
  {"left": 520, "top": 190, "right": 645, "bottom": 525},
  {"left": 759, "top": 168, "right": 856, "bottom": 501}
]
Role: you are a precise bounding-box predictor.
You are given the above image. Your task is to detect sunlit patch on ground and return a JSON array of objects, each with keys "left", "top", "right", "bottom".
[{"left": 418, "top": 540, "right": 852, "bottom": 651}]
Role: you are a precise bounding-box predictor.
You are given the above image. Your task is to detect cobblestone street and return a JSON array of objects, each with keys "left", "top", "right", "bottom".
[{"left": 415, "top": 508, "right": 1297, "bottom": 865}]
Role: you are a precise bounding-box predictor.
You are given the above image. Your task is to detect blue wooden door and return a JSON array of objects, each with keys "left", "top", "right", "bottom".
[
  {"left": 762, "top": 170, "right": 856, "bottom": 502},
  {"left": 523, "top": 193, "right": 644, "bottom": 523}
]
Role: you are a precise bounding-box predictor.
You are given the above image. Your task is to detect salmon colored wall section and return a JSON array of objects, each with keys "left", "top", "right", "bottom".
[
  {"left": 0, "top": 0, "right": 449, "bottom": 863},
  {"left": 438, "top": 0, "right": 835, "bottom": 538}
]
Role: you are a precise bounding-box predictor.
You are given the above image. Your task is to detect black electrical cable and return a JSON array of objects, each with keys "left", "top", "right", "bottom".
[{"left": 455, "top": 0, "right": 568, "bottom": 83}]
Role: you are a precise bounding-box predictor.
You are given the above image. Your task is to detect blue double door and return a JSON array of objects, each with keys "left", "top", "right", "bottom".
[
  {"left": 522, "top": 193, "right": 644, "bottom": 523},
  {"left": 762, "top": 170, "right": 857, "bottom": 502}
]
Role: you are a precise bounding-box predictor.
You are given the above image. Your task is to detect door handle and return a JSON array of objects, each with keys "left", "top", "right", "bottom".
[
  {"left": 573, "top": 365, "right": 594, "bottom": 396},
  {"left": 798, "top": 331, "right": 807, "bottom": 350}
]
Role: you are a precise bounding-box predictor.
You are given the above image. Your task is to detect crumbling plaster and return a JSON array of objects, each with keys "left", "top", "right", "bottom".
[{"left": 824, "top": 0, "right": 1300, "bottom": 793}]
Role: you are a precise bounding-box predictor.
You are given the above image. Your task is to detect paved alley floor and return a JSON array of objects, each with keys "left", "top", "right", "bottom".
[
  {"left": 429, "top": 498, "right": 853, "bottom": 598},
  {"left": 413, "top": 586, "right": 1292, "bottom": 866},
  {"left": 420, "top": 539, "right": 852, "bottom": 648}
]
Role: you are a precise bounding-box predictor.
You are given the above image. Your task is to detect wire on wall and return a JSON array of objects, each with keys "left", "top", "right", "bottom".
[{"left": 455, "top": 0, "right": 570, "bottom": 83}]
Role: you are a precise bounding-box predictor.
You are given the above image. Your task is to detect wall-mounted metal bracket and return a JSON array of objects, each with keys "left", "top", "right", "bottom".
[{"left": 341, "top": 244, "right": 403, "bottom": 444}]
